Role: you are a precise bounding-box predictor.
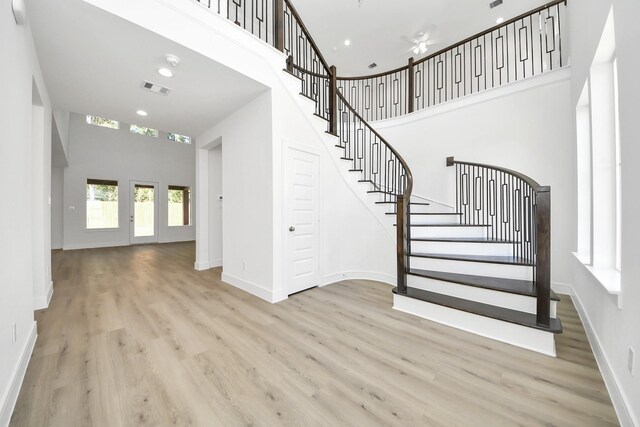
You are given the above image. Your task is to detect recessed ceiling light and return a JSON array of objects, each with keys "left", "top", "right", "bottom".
[
  {"left": 158, "top": 67, "right": 174, "bottom": 78},
  {"left": 496, "top": 17, "right": 504, "bottom": 24},
  {"left": 344, "top": 39, "right": 351, "bottom": 46},
  {"left": 136, "top": 110, "right": 148, "bottom": 117}
]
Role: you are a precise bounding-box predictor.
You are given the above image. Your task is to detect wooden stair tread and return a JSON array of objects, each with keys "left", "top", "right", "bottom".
[
  {"left": 409, "top": 252, "right": 534, "bottom": 266},
  {"left": 408, "top": 268, "right": 559, "bottom": 301},
  {"left": 393, "top": 287, "right": 562, "bottom": 333},
  {"left": 408, "top": 212, "right": 461, "bottom": 216}
]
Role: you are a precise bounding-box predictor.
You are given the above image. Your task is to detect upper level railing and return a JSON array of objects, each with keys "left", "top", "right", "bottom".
[
  {"left": 446, "top": 157, "right": 551, "bottom": 327},
  {"left": 337, "top": 0, "right": 568, "bottom": 122}
]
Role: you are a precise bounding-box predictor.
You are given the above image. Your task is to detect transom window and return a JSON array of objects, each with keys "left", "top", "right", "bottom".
[
  {"left": 168, "top": 132, "right": 191, "bottom": 144},
  {"left": 130, "top": 124, "right": 159, "bottom": 137},
  {"left": 86, "top": 115, "right": 119, "bottom": 129}
]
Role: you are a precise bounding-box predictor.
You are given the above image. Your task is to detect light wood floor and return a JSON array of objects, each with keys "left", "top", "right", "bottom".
[{"left": 11, "top": 242, "right": 617, "bottom": 426}]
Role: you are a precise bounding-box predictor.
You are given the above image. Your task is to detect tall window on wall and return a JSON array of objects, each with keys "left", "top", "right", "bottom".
[
  {"left": 575, "top": 7, "right": 621, "bottom": 294},
  {"left": 86, "top": 179, "right": 118, "bottom": 229},
  {"left": 168, "top": 186, "right": 191, "bottom": 226}
]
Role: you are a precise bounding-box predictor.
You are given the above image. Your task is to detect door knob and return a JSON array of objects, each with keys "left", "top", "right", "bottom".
[{"left": 289, "top": 226, "right": 296, "bottom": 232}]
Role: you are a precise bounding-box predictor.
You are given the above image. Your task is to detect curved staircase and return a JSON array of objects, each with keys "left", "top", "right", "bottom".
[{"left": 195, "top": 0, "right": 565, "bottom": 355}]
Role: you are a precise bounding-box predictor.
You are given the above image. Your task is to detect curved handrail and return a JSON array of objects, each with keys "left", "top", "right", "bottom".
[
  {"left": 283, "top": 0, "right": 331, "bottom": 74},
  {"left": 335, "top": 0, "right": 567, "bottom": 122},
  {"left": 446, "top": 157, "right": 546, "bottom": 192},
  {"left": 337, "top": 91, "right": 414, "bottom": 198},
  {"left": 337, "top": 0, "right": 567, "bottom": 81},
  {"left": 447, "top": 156, "right": 552, "bottom": 327}
]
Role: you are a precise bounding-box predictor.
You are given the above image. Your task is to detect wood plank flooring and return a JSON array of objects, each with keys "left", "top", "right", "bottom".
[{"left": 10, "top": 242, "right": 618, "bottom": 426}]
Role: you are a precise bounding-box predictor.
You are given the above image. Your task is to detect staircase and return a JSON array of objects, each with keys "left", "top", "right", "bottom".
[{"left": 194, "top": 0, "right": 565, "bottom": 355}]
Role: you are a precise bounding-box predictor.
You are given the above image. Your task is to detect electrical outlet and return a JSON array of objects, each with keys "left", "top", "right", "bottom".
[
  {"left": 242, "top": 260, "right": 247, "bottom": 271},
  {"left": 12, "top": 323, "right": 17, "bottom": 344},
  {"left": 629, "top": 348, "right": 637, "bottom": 376}
]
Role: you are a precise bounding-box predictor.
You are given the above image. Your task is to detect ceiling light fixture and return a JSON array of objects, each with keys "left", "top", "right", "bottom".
[
  {"left": 344, "top": 40, "right": 351, "bottom": 46},
  {"left": 158, "top": 68, "right": 174, "bottom": 78},
  {"left": 496, "top": 17, "right": 504, "bottom": 24},
  {"left": 165, "top": 54, "right": 181, "bottom": 67},
  {"left": 136, "top": 110, "right": 148, "bottom": 117},
  {"left": 12, "top": 0, "right": 27, "bottom": 25}
]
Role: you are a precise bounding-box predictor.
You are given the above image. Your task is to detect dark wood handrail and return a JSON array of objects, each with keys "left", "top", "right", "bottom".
[
  {"left": 447, "top": 156, "right": 551, "bottom": 327},
  {"left": 283, "top": 0, "right": 332, "bottom": 74},
  {"left": 336, "top": 95, "right": 413, "bottom": 197},
  {"left": 337, "top": 0, "right": 567, "bottom": 81},
  {"left": 446, "top": 157, "right": 546, "bottom": 192}
]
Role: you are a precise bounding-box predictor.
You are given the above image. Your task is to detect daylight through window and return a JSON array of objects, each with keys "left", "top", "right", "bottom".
[
  {"left": 86, "top": 179, "right": 119, "bottom": 229},
  {"left": 168, "top": 186, "right": 191, "bottom": 226},
  {"left": 86, "top": 115, "right": 119, "bottom": 129}
]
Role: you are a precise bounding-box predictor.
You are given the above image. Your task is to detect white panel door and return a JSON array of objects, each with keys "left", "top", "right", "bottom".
[{"left": 286, "top": 147, "right": 320, "bottom": 295}]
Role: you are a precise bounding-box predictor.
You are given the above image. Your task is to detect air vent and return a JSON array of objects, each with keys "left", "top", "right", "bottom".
[
  {"left": 142, "top": 81, "right": 171, "bottom": 96},
  {"left": 489, "top": 0, "right": 503, "bottom": 8},
  {"left": 368, "top": 62, "right": 377, "bottom": 69}
]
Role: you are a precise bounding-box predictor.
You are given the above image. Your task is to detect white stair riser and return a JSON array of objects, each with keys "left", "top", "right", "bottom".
[
  {"left": 409, "top": 215, "right": 461, "bottom": 225},
  {"left": 410, "top": 241, "right": 513, "bottom": 257},
  {"left": 407, "top": 276, "right": 557, "bottom": 318},
  {"left": 410, "top": 226, "right": 488, "bottom": 239},
  {"left": 408, "top": 204, "right": 439, "bottom": 214},
  {"left": 409, "top": 256, "right": 533, "bottom": 281},
  {"left": 393, "top": 294, "right": 556, "bottom": 356}
]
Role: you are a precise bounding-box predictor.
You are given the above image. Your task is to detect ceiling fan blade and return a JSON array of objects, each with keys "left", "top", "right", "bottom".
[{"left": 401, "top": 35, "right": 419, "bottom": 44}]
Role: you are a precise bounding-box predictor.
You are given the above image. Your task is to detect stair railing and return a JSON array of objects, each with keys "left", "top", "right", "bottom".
[
  {"left": 337, "top": 0, "right": 568, "bottom": 122},
  {"left": 192, "top": 0, "right": 415, "bottom": 291},
  {"left": 446, "top": 157, "right": 551, "bottom": 327}
]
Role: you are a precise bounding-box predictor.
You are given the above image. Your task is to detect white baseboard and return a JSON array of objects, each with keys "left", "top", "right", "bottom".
[
  {"left": 33, "top": 281, "right": 54, "bottom": 310},
  {"left": 0, "top": 321, "right": 37, "bottom": 427},
  {"left": 221, "top": 272, "right": 285, "bottom": 303},
  {"left": 194, "top": 261, "right": 211, "bottom": 271},
  {"left": 551, "top": 281, "right": 574, "bottom": 296},
  {"left": 209, "top": 258, "right": 223, "bottom": 268},
  {"left": 321, "top": 271, "right": 396, "bottom": 287},
  {"left": 62, "top": 241, "right": 129, "bottom": 250},
  {"left": 570, "top": 290, "right": 637, "bottom": 426}
]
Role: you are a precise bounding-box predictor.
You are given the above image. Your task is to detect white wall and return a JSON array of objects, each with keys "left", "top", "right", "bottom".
[
  {"left": 568, "top": 0, "right": 640, "bottom": 425},
  {"left": 208, "top": 145, "right": 223, "bottom": 267},
  {"left": 0, "top": 5, "right": 52, "bottom": 425},
  {"left": 51, "top": 168, "right": 64, "bottom": 250},
  {"left": 62, "top": 113, "right": 196, "bottom": 249},
  {"left": 197, "top": 93, "right": 275, "bottom": 298},
  {"left": 372, "top": 70, "right": 575, "bottom": 288}
]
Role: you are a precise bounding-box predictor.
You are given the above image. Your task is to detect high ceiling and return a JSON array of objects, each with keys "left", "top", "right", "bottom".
[
  {"left": 292, "top": 0, "right": 547, "bottom": 76},
  {"left": 27, "top": 0, "right": 268, "bottom": 138}
]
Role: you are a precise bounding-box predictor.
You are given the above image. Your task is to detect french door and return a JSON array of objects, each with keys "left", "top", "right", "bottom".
[{"left": 129, "top": 181, "right": 159, "bottom": 244}]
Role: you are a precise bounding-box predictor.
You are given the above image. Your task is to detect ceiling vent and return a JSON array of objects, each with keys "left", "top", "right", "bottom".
[
  {"left": 489, "top": 0, "right": 503, "bottom": 8},
  {"left": 142, "top": 81, "right": 171, "bottom": 96},
  {"left": 368, "top": 62, "right": 377, "bottom": 69}
]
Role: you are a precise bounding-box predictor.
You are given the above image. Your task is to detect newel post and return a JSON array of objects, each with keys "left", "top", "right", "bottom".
[
  {"left": 396, "top": 195, "right": 408, "bottom": 294},
  {"left": 329, "top": 65, "right": 338, "bottom": 135},
  {"left": 535, "top": 187, "right": 551, "bottom": 327},
  {"left": 407, "top": 57, "right": 415, "bottom": 114},
  {"left": 274, "top": 0, "right": 284, "bottom": 52}
]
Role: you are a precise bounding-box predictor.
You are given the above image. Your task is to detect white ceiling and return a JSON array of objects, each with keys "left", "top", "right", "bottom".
[
  {"left": 27, "top": 0, "right": 268, "bottom": 138},
  {"left": 292, "top": 0, "right": 548, "bottom": 76}
]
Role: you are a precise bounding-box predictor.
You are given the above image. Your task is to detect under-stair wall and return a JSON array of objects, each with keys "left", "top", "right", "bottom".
[
  {"left": 371, "top": 69, "right": 575, "bottom": 290},
  {"left": 84, "top": 0, "right": 398, "bottom": 301}
]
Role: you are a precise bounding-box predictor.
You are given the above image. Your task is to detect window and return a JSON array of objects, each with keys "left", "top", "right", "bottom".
[
  {"left": 168, "top": 186, "right": 191, "bottom": 226},
  {"left": 86, "top": 115, "right": 119, "bottom": 129},
  {"left": 168, "top": 132, "right": 191, "bottom": 144},
  {"left": 574, "top": 7, "right": 621, "bottom": 295},
  {"left": 130, "top": 124, "right": 158, "bottom": 137},
  {"left": 86, "top": 179, "right": 118, "bottom": 229}
]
